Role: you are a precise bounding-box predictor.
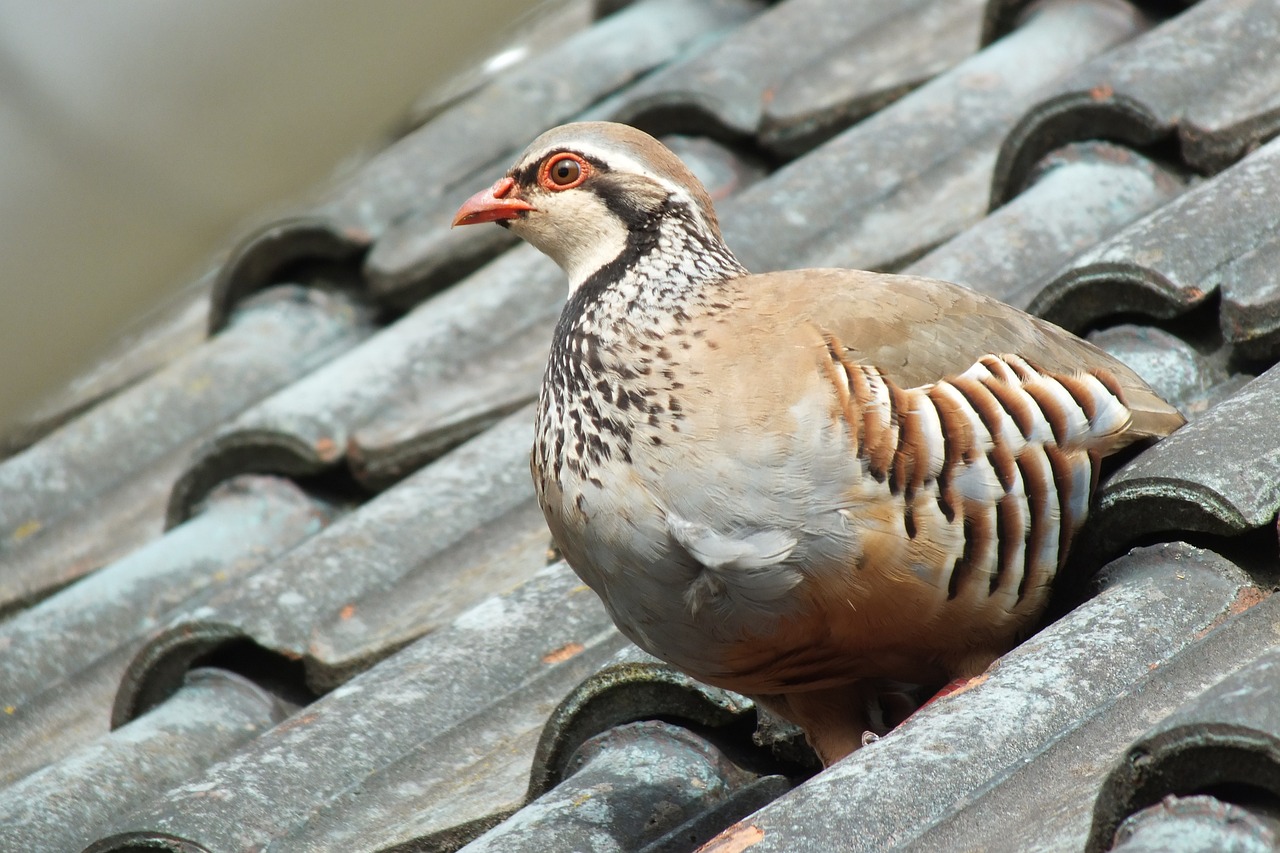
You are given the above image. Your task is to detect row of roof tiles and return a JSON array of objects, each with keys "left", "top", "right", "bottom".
[{"left": 3, "top": 0, "right": 1280, "bottom": 850}]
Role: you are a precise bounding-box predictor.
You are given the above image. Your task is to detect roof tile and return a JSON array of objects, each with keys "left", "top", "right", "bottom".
[
  {"left": 167, "top": 256, "right": 562, "bottom": 523},
  {"left": 1093, "top": 363, "right": 1280, "bottom": 551},
  {"left": 759, "top": 0, "right": 985, "bottom": 155},
  {"left": 461, "top": 721, "right": 757, "bottom": 853},
  {"left": 720, "top": 0, "right": 1147, "bottom": 273},
  {"left": 907, "top": 141, "right": 1187, "bottom": 308},
  {"left": 1030, "top": 135, "right": 1280, "bottom": 350},
  {"left": 1107, "top": 795, "right": 1279, "bottom": 853},
  {"left": 164, "top": 409, "right": 539, "bottom": 690},
  {"left": 0, "top": 476, "right": 321, "bottom": 783},
  {"left": 908, "top": 551, "right": 1277, "bottom": 851},
  {"left": 993, "top": 0, "right": 1280, "bottom": 200},
  {"left": 609, "top": 0, "right": 984, "bottom": 147},
  {"left": 90, "top": 562, "right": 623, "bottom": 853},
  {"left": 1088, "top": 633, "right": 1280, "bottom": 850},
  {"left": 0, "top": 287, "right": 368, "bottom": 609},
  {"left": 1, "top": 669, "right": 286, "bottom": 853}
]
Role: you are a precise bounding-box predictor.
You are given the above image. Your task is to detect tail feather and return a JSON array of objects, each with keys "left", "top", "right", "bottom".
[{"left": 1098, "top": 370, "right": 1186, "bottom": 443}]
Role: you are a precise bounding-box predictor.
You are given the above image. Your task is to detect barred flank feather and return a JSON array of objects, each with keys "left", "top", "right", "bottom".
[{"left": 825, "top": 344, "right": 1139, "bottom": 612}]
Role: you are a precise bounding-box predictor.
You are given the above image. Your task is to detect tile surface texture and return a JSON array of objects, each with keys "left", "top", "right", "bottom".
[{"left": 2, "top": 1, "right": 1279, "bottom": 851}]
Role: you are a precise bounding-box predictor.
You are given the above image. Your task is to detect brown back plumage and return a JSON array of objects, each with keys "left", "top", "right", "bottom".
[{"left": 741, "top": 268, "right": 1184, "bottom": 442}]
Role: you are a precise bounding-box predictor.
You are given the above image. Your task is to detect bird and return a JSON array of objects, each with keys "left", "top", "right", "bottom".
[{"left": 452, "top": 121, "right": 1185, "bottom": 766}]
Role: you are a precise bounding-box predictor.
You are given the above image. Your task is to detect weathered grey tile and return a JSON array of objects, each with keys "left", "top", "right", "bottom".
[
  {"left": 0, "top": 645, "right": 142, "bottom": 788},
  {"left": 87, "top": 562, "right": 625, "bottom": 853},
  {"left": 460, "top": 722, "right": 755, "bottom": 853},
  {"left": 309, "top": 497, "right": 552, "bottom": 681},
  {"left": 0, "top": 669, "right": 286, "bottom": 853},
  {"left": 663, "top": 134, "right": 770, "bottom": 202},
  {"left": 0, "top": 477, "right": 325, "bottom": 783},
  {"left": 1030, "top": 136, "right": 1280, "bottom": 349},
  {"left": 0, "top": 477, "right": 323, "bottom": 710},
  {"left": 643, "top": 776, "right": 794, "bottom": 853},
  {"left": 0, "top": 447, "right": 189, "bottom": 618},
  {"left": 526, "top": 647, "right": 804, "bottom": 846},
  {"left": 1106, "top": 796, "right": 1278, "bottom": 853},
  {"left": 700, "top": 543, "right": 1259, "bottom": 852},
  {"left": 979, "top": 0, "right": 1195, "bottom": 44},
  {"left": 208, "top": 217, "right": 373, "bottom": 332},
  {"left": 346, "top": 323, "right": 548, "bottom": 491},
  {"left": 0, "top": 288, "right": 369, "bottom": 609},
  {"left": 531, "top": 644, "right": 758, "bottom": 800},
  {"left": 609, "top": 0, "right": 985, "bottom": 148},
  {"left": 993, "top": 0, "right": 1280, "bottom": 202},
  {"left": 168, "top": 251, "right": 562, "bottom": 523},
  {"left": 1086, "top": 325, "right": 1233, "bottom": 418},
  {"left": 759, "top": 0, "right": 985, "bottom": 155},
  {"left": 1090, "top": 633, "right": 1280, "bottom": 850},
  {"left": 718, "top": 0, "right": 1147, "bottom": 274},
  {"left": 166, "top": 409, "right": 539, "bottom": 691},
  {"left": 899, "top": 562, "right": 1275, "bottom": 853},
  {"left": 1092, "top": 364, "right": 1280, "bottom": 554},
  {"left": 907, "top": 142, "right": 1187, "bottom": 309},
  {"left": 1215, "top": 230, "right": 1280, "bottom": 360}
]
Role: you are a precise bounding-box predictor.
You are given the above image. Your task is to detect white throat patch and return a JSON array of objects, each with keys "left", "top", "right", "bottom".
[{"left": 510, "top": 188, "right": 632, "bottom": 294}]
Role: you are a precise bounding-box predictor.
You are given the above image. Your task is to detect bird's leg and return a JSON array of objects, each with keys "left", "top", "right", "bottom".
[
  {"left": 900, "top": 655, "right": 1001, "bottom": 728},
  {"left": 756, "top": 681, "right": 917, "bottom": 768},
  {"left": 918, "top": 650, "right": 1001, "bottom": 710},
  {"left": 921, "top": 676, "right": 982, "bottom": 708}
]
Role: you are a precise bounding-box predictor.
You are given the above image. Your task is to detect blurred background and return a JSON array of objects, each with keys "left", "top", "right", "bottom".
[{"left": 0, "top": 0, "right": 566, "bottom": 424}]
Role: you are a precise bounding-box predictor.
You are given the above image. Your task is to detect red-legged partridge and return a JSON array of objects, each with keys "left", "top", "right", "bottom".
[{"left": 453, "top": 122, "right": 1185, "bottom": 766}]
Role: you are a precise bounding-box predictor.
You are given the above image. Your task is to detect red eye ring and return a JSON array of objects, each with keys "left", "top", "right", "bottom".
[{"left": 538, "top": 153, "right": 590, "bottom": 191}]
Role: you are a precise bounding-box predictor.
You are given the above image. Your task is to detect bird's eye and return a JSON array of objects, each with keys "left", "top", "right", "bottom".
[
  {"left": 539, "top": 153, "right": 589, "bottom": 190},
  {"left": 550, "top": 158, "right": 579, "bottom": 184}
]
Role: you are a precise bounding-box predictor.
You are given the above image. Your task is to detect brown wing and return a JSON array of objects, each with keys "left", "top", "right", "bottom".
[{"left": 729, "top": 268, "right": 1186, "bottom": 440}]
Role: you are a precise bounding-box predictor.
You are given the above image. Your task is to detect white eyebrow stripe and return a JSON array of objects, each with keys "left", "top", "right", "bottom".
[{"left": 519, "top": 141, "right": 690, "bottom": 204}]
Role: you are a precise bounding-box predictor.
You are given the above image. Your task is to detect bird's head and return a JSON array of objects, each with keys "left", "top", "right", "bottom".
[{"left": 453, "top": 122, "right": 728, "bottom": 291}]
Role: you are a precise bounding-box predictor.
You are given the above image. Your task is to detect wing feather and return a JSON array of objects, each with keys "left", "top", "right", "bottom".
[{"left": 731, "top": 269, "right": 1185, "bottom": 439}]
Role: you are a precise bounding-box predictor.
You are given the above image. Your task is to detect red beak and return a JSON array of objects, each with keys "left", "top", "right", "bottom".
[{"left": 452, "top": 177, "right": 535, "bottom": 226}]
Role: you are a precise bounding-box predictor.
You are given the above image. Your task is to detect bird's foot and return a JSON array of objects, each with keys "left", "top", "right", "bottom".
[{"left": 915, "top": 673, "right": 989, "bottom": 714}]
